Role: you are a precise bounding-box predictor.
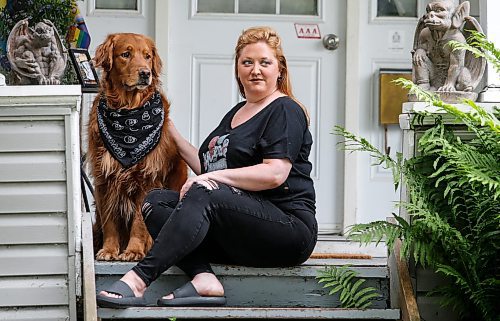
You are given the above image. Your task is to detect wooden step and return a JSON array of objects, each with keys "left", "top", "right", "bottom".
[
  {"left": 97, "top": 306, "right": 401, "bottom": 319},
  {"left": 83, "top": 214, "right": 398, "bottom": 320},
  {"left": 95, "top": 256, "right": 390, "bottom": 309},
  {"left": 95, "top": 260, "right": 398, "bottom": 320}
]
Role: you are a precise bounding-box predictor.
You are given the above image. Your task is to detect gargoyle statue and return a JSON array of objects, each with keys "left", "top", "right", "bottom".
[
  {"left": 6, "top": 18, "right": 68, "bottom": 85},
  {"left": 410, "top": 0, "right": 486, "bottom": 102}
]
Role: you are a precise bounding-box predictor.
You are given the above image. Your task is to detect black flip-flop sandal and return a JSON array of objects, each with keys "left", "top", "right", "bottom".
[
  {"left": 157, "top": 282, "right": 226, "bottom": 307},
  {"left": 97, "top": 280, "right": 149, "bottom": 308}
]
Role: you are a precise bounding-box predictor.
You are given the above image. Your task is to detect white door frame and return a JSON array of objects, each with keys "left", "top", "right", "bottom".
[
  {"left": 343, "top": 0, "right": 361, "bottom": 232},
  {"left": 482, "top": 0, "right": 500, "bottom": 86},
  {"left": 154, "top": 0, "right": 170, "bottom": 90}
]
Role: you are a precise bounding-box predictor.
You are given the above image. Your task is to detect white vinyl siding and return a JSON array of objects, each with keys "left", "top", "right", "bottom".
[{"left": 0, "top": 86, "right": 81, "bottom": 320}]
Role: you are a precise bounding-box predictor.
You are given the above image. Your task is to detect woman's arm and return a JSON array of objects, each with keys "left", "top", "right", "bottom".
[
  {"left": 168, "top": 120, "right": 202, "bottom": 175},
  {"left": 179, "top": 158, "right": 292, "bottom": 198}
]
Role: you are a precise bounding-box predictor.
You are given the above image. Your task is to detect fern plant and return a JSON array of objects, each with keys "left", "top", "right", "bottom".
[
  {"left": 316, "top": 265, "right": 380, "bottom": 309},
  {"left": 334, "top": 32, "right": 500, "bottom": 321}
]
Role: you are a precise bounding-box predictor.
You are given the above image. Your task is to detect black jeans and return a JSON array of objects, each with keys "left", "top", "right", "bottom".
[{"left": 132, "top": 182, "right": 317, "bottom": 286}]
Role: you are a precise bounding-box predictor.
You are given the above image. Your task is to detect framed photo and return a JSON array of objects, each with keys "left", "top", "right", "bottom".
[
  {"left": 69, "top": 48, "right": 99, "bottom": 93},
  {"left": 379, "top": 68, "right": 412, "bottom": 125}
]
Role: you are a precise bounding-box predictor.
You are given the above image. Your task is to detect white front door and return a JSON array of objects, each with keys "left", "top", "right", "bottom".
[{"left": 157, "top": 0, "right": 346, "bottom": 234}]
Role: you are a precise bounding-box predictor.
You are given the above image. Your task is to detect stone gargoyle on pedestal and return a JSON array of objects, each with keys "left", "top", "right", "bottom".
[
  {"left": 410, "top": 0, "right": 486, "bottom": 103},
  {"left": 6, "top": 18, "right": 68, "bottom": 85}
]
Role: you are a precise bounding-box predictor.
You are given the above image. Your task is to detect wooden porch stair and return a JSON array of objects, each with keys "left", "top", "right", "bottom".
[{"left": 81, "top": 215, "right": 401, "bottom": 320}]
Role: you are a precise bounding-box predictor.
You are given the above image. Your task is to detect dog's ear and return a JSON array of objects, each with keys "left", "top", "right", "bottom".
[
  {"left": 94, "top": 34, "right": 116, "bottom": 71},
  {"left": 148, "top": 38, "right": 162, "bottom": 78}
]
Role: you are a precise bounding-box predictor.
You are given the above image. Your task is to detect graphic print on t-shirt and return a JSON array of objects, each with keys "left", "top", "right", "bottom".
[{"left": 202, "top": 134, "right": 229, "bottom": 172}]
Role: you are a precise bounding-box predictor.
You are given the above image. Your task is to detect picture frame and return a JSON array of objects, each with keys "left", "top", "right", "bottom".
[
  {"left": 69, "top": 48, "right": 99, "bottom": 93},
  {"left": 379, "top": 68, "right": 412, "bottom": 125}
]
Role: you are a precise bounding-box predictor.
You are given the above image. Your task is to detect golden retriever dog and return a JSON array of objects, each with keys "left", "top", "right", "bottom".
[{"left": 87, "top": 33, "right": 187, "bottom": 261}]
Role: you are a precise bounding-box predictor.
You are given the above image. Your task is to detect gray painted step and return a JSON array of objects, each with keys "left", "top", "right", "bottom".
[
  {"left": 94, "top": 240, "right": 396, "bottom": 319},
  {"left": 98, "top": 306, "right": 401, "bottom": 319},
  {"left": 95, "top": 257, "right": 391, "bottom": 308}
]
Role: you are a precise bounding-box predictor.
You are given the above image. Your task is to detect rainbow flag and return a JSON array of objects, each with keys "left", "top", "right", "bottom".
[
  {"left": 0, "top": 0, "right": 9, "bottom": 54},
  {"left": 66, "top": 1, "right": 91, "bottom": 49},
  {"left": 67, "top": 25, "right": 91, "bottom": 49}
]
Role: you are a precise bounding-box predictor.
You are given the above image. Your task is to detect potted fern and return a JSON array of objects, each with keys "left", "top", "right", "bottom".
[{"left": 333, "top": 31, "right": 499, "bottom": 321}]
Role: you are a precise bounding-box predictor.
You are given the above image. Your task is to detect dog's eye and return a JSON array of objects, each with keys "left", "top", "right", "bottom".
[
  {"left": 145, "top": 54, "right": 151, "bottom": 60},
  {"left": 121, "top": 52, "right": 130, "bottom": 58}
]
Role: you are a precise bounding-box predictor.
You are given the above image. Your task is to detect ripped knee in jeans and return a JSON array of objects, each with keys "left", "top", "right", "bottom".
[{"left": 141, "top": 202, "right": 153, "bottom": 221}]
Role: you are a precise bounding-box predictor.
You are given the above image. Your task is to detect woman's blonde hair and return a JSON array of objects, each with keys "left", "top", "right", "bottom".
[{"left": 234, "top": 26, "right": 310, "bottom": 124}]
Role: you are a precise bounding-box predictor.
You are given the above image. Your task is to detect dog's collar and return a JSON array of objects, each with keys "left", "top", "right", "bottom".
[{"left": 97, "top": 91, "right": 164, "bottom": 168}]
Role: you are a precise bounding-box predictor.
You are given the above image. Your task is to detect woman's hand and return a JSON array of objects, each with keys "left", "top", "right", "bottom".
[
  {"left": 179, "top": 158, "right": 291, "bottom": 199},
  {"left": 179, "top": 174, "right": 217, "bottom": 199}
]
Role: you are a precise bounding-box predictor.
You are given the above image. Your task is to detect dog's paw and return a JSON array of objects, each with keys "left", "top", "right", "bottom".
[
  {"left": 96, "top": 248, "right": 120, "bottom": 261},
  {"left": 118, "top": 250, "right": 146, "bottom": 261}
]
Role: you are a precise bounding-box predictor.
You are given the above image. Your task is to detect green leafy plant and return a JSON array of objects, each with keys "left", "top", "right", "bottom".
[
  {"left": 333, "top": 33, "right": 500, "bottom": 321},
  {"left": 449, "top": 30, "right": 500, "bottom": 75},
  {"left": 316, "top": 265, "right": 380, "bottom": 309},
  {"left": 0, "top": 0, "right": 74, "bottom": 42}
]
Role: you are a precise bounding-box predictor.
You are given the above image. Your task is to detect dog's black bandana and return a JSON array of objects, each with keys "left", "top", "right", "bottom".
[{"left": 97, "top": 91, "right": 164, "bottom": 168}]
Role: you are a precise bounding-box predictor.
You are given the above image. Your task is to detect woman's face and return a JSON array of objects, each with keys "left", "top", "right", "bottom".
[{"left": 237, "top": 41, "right": 280, "bottom": 100}]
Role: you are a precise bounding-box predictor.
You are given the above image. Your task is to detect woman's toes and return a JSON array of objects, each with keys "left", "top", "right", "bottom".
[
  {"left": 99, "top": 290, "right": 121, "bottom": 298},
  {"left": 161, "top": 293, "right": 174, "bottom": 300}
]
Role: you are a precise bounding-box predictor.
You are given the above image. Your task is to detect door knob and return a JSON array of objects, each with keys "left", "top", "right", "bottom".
[{"left": 323, "top": 34, "right": 340, "bottom": 50}]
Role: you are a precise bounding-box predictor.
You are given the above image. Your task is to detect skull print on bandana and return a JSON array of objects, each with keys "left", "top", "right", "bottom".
[{"left": 97, "top": 91, "right": 164, "bottom": 168}]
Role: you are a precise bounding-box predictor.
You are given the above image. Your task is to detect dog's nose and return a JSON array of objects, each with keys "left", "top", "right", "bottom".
[{"left": 139, "top": 69, "right": 151, "bottom": 80}]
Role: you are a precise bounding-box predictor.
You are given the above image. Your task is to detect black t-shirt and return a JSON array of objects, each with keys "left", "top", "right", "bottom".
[{"left": 198, "top": 96, "right": 315, "bottom": 213}]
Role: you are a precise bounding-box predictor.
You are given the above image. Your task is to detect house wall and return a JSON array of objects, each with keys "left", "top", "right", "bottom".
[
  {"left": 76, "top": 0, "right": 155, "bottom": 55},
  {"left": 78, "top": 0, "right": 493, "bottom": 228},
  {"left": 344, "top": 0, "right": 487, "bottom": 228},
  {"left": 0, "top": 86, "right": 82, "bottom": 321},
  {"left": 484, "top": 0, "right": 500, "bottom": 85}
]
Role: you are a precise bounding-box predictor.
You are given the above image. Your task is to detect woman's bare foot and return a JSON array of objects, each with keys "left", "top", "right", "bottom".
[
  {"left": 99, "top": 270, "right": 147, "bottom": 298},
  {"left": 162, "top": 272, "right": 224, "bottom": 299}
]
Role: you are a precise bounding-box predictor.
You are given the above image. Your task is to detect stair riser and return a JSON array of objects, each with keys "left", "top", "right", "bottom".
[{"left": 96, "top": 275, "right": 390, "bottom": 308}]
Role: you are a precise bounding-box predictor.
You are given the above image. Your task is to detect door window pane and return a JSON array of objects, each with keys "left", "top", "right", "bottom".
[
  {"left": 377, "top": 0, "right": 417, "bottom": 18},
  {"left": 196, "top": 0, "right": 318, "bottom": 16},
  {"left": 280, "top": 0, "right": 317, "bottom": 15},
  {"left": 95, "top": 0, "right": 137, "bottom": 10},
  {"left": 239, "top": 0, "right": 275, "bottom": 14},
  {"left": 197, "top": 0, "right": 235, "bottom": 13}
]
